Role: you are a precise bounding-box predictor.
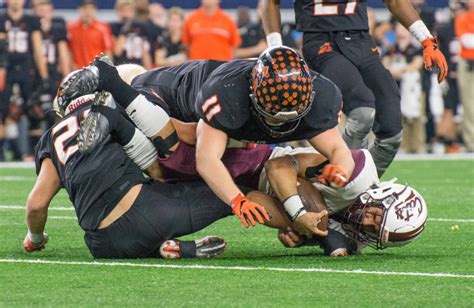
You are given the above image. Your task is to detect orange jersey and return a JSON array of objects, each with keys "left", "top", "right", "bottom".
[
  {"left": 182, "top": 8, "right": 241, "bottom": 61},
  {"left": 455, "top": 11, "right": 474, "bottom": 60},
  {"left": 68, "top": 20, "right": 113, "bottom": 68}
]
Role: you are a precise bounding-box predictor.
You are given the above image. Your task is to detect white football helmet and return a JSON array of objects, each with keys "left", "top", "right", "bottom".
[{"left": 342, "top": 181, "right": 428, "bottom": 249}]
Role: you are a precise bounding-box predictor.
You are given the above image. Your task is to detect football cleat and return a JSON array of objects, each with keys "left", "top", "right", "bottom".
[
  {"left": 77, "top": 91, "right": 116, "bottom": 154},
  {"left": 159, "top": 236, "right": 227, "bottom": 259},
  {"left": 61, "top": 54, "right": 115, "bottom": 101},
  {"left": 23, "top": 233, "right": 49, "bottom": 253}
]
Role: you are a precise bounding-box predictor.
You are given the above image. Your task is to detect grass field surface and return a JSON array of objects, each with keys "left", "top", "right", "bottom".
[{"left": 1, "top": 159, "right": 473, "bottom": 306}]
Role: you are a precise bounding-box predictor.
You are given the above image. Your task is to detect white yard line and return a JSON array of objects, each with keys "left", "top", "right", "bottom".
[
  {"left": 0, "top": 176, "right": 36, "bottom": 181},
  {"left": 0, "top": 258, "right": 472, "bottom": 279},
  {"left": 49, "top": 216, "right": 76, "bottom": 220}
]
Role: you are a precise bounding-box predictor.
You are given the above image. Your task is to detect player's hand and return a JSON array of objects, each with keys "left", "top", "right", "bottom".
[
  {"left": 277, "top": 227, "right": 305, "bottom": 248},
  {"left": 293, "top": 211, "right": 328, "bottom": 237},
  {"left": 23, "top": 232, "right": 48, "bottom": 252},
  {"left": 231, "top": 194, "right": 270, "bottom": 228},
  {"left": 421, "top": 37, "right": 448, "bottom": 83},
  {"left": 318, "top": 164, "right": 348, "bottom": 188}
]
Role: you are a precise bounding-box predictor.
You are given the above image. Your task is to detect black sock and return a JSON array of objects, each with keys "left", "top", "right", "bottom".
[
  {"left": 91, "top": 105, "right": 136, "bottom": 145},
  {"left": 97, "top": 61, "right": 139, "bottom": 109}
]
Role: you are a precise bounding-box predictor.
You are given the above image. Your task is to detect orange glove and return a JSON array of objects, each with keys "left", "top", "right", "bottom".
[
  {"left": 231, "top": 194, "right": 270, "bottom": 228},
  {"left": 421, "top": 37, "right": 448, "bottom": 83},
  {"left": 23, "top": 232, "right": 48, "bottom": 252},
  {"left": 318, "top": 164, "right": 348, "bottom": 188}
]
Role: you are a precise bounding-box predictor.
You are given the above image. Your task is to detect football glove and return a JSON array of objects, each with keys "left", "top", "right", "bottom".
[
  {"left": 421, "top": 37, "right": 448, "bottom": 83},
  {"left": 23, "top": 232, "right": 48, "bottom": 253},
  {"left": 231, "top": 194, "right": 270, "bottom": 228},
  {"left": 318, "top": 164, "right": 348, "bottom": 188}
]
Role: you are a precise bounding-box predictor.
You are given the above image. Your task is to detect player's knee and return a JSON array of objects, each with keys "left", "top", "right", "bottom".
[
  {"left": 117, "top": 64, "right": 146, "bottom": 85},
  {"left": 345, "top": 107, "right": 375, "bottom": 138}
]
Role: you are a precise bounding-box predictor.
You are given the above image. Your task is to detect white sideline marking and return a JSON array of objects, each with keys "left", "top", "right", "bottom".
[
  {"left": 428, "top": 218, "right": 474, "bottom": 223},
  {"left": 0, "top": 176, "right": 36, "bottom": 181},
  {"left": 1, "top": 205, "right": 473, "bottom": 223},
  {"left": 0, "top": 258, "right": 472, "bottom": 279},
  {"left": 0, "top": 162, "right": 35, "bottom": 168},
  {"left": 0, "top": 205, "right": 74, "bottom": 211},
  {"left": 394, "top": 153, "right": 474, "bottom": 161}
]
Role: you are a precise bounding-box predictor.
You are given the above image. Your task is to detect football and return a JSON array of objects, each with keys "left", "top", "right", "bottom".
[{"left": 297, "top": 177, "right": 329, "bottom": 232}]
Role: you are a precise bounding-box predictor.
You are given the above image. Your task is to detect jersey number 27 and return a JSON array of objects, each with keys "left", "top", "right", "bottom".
[{"left": 313, "top": 0, "right": 358, "bottom": 16}]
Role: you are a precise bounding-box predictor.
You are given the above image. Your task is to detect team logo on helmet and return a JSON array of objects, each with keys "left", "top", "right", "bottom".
[
  {"left": 250, "top": 47, "right": 314, "bottom": 125},
  {"left": 342, "top": 181, "right": 428, "bottom": 250}
]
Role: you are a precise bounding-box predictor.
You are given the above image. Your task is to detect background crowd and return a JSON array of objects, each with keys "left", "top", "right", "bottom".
[{"left": 0, "top": 0, "right": 472, "bottom": 161}]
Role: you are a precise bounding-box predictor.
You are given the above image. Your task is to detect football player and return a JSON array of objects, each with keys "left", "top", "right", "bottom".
[
  {"left": 74, "top": 92, "right": 427, "bottom": 256},
  {"left": 24, "top": 90, "right": 269, "bottom": 259},
  {"left": 60, "top": 50, "right": 354, "bottom": 233},
  {"left": 261, "top": 0, "right": 448, "bottom": 176},
  {"left": 261, "top": 147, "right": 427, "bottom": 255}
]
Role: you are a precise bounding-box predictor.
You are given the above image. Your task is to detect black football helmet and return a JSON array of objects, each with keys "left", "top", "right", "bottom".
[{"left": 250, "top": 46, "right": 314, "bottom": 137}]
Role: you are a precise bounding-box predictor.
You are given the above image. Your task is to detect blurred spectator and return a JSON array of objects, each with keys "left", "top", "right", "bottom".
[
  {"left": 182, "top": 0, "right": 241, "bottom": 61},
  {"left": 0, "top": 0, "right": 48, "bottom": 161},
  {"left": 31, "top": 0, "right": 70, "bottom": 131},
  {"left": 110, "top": 0, "right": 151, "bottom": 69},
  {"left": 68, "top": 0, "right": 113, "bottom": 69},
  {"left": 234, "top": 4, "right": 267, "bottom": 59},
  {"left": 134, "top": 0, "right": 149, "bottom": 22},
  {"left": 146, "top": 2, "right": 165, "bottom": 66},
  {"left": 148, "top": 2, "right": 166, "bottom": 28},
  {"left": 372, "top": 20, "right": 395, "bottom": 55},
  {"left": 383, "top": 23, "right": 425, "bottom": 153},
  {"left": 436, "top": 0, "right": 464, "bottom": 153},
  {"left": 154, "top": 7, "right": 186, "bottom": 66},
  {"left": 455, "top": 0, "right": 474, "bottom": 152}
]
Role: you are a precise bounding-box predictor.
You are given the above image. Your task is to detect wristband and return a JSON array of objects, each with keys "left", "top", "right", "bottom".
[
  {"left": 28, "top": 230, "right": 45, "bottom": 244},
  {"left": 283, "top": 195, "right": 307, "bottom": 221},
  {"left": 266, "top": 32, "right": 283, "bottom": 48},
  {"left": 408, "top": 20, "right": 433, "bottom": 43}
]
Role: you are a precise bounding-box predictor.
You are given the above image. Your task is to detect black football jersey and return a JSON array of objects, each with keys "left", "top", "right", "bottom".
[
  {"left": 41, "top": 17, "right": 67, "bottom": 70},
  {"left": 34, "top": 103, "right": 146, "bottom": 231},
  {"left": 195, "top": 59, "right": 342, "bottom": 144},
  {"left": 131, "top": 60, "right": 225, "bottom": 122},
  {"left": 110, "top": 20, "right": 150, "bottom": 65},
  {"left": 0, "top": 13, "right": 41, "bottom": 67},
  {"left": 294, "top": 0, "right": 368, "bottom": 33}
]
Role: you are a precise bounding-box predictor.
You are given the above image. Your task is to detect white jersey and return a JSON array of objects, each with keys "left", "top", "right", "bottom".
[{"left": 258, "top": 146, "right": 380, "bottom": 214}]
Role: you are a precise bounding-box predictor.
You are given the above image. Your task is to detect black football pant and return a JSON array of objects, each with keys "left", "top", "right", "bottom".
[
  {"left": 84, "top": 180, "right": 234, "bottom": 259},
  {"left": 302, "top": 30, "right": 402, "bottom": 175}
]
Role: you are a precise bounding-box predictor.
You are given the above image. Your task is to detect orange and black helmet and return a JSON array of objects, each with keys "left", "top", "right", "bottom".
[{"left": 250, "top": 46, "right": 314, "bottom": 127}]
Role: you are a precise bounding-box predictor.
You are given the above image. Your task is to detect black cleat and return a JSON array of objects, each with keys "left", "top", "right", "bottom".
[
  {"left": 77, "top": 91, "right": 116, "bottom": 154},
  {"left": 62, "top": 55, "right": 115, "bottom": 101},
  {"left": 159, "top": 236, "right": 227, "bottom": 259}
]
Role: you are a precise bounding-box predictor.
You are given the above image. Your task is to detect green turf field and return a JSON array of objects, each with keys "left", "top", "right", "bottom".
[{"left": 1, "top": 159, "right": 473, "bottom": 307}]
